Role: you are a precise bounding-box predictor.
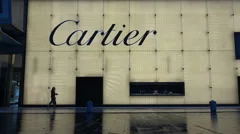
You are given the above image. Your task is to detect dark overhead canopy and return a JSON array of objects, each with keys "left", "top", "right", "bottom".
[
  {"left": 0, "top": 27, "right": 24, "bottom": 54},
  {"left": 0, "top": 0, "right": 25, "bottom": 54}
]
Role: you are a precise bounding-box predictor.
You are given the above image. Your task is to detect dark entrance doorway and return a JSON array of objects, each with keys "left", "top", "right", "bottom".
[{"left": 76, "top": 77, "right": 103, "bottom": 107}]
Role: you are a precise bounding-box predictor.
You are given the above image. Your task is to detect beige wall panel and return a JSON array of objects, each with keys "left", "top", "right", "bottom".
[
  {"left": 50, "top": 52, "right": 76, "bottom": 104},
  {"left": 157, "top": 96, "right": 185, "bottom": 104},
  {"left": 77, "top": 14, "right": 103, "bottom": 51},
  {"left": 78, "top": 0, "right": 103, "bottom": 14},
  {"left": 130, "top": 0, "right": 155, "bottom": 14},
  {"left": 212, "top": 74, "right": 238, "bottom": 104},
  {"left": 24, "top": 86, "right": 50, "bottom": 105},
  {"left": 102, "top": 113, "right": 130, "bottom": 134},
  {"left": 104, "top": 14, "right": 130, "bottom": 51},
  {"left": 156, "top": 15, "right": 182, "bottom": 50},
  {"left": 208, "top": 14, "right": 234, "bottom": 50},
  {"left": 234, "top": 15, "right": 240, "bottom": 31},
  {"left": 51, "top": 15, "right": 78, "bottom": 52},
  {"left": 233, "top": 0, "right": 240, "bottom": 31},
  {"left": 26, "top": 14, "right": 51, "bottom": 52},
  {"left": 103, "top": 52, "right": 129, "bottom": 104},
  {"left": 182, "top": 15, "right": 208, "bottom": 50},
  {"left": 130, "top": 52, "right": 156, "bottom": 82},
  {"left": 184, "top": 52, "right": 209, "bottom": 73},
  {"left": 130, "top": 14, "right": 156, "bottom": 51},
  {"left": 77, "top": 51, "right": 103, "bottom": 76},
  {"left": 104, "top": 0, "right": 129, "bottom": 14},
  {"left": 156, "top": 0, "right": 181, "bottom": 14},
  {"left": 207, "top": 0, "right": 233, "bottom": 14},
  {"left": 28, "top": 0, "right": 52, "bottom": 15},
  {"left": 184, "top": 52, "right": 210, "bottom": 104},
  {"left": 182, "top": 0, "right": 206, "bottom": 15},
  {"left": 211, "top": 51, "right": 238, "bottom": 104},
  {"left": 185, "top": 72, "right": 211, "bottom": 104},
  {"left": 24, "top": 52, "right": 50, "bottom": 104},
  {"left": 233, "top": 0, "right": 240, "bottom": 15},
  {"left": 130, "top": 96, "right": 157, "bottom": 104},
  {"left": 210, "top": 51, "right": 235, "bottom": 73},
  {"left": 52, "top": 0, "right": 77, "bottom": 15},
  {"left": 157, "top": 51, "right": 183, "bottom": 82},
  {"left": 237, "top": 61, "right": 240, "bottom": 75}
]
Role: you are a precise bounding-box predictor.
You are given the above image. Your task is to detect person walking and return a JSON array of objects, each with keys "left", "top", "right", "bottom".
[{"left": 48, "top": 87, "right": 58, "bottom": 108}]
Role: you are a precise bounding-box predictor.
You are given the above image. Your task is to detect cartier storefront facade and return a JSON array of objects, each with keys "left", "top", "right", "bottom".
[{"left": 23, "top": 0, "right": 240, "bottom": 106}]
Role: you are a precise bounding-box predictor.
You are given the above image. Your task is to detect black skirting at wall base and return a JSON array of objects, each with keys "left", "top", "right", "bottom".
[{"left": 21, "top": 104, "right": 240, "bottom": 108}]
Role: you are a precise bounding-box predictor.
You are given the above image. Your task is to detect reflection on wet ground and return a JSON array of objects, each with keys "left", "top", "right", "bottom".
[{"left": 0, "top": 108, "right": 240, "bottom": 134}]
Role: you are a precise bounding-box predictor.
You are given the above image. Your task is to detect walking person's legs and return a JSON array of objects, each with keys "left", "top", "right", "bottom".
[
  {"left": 48, "top": 100, "right": 53, "bottom": 107},
  {"left": 53, "top": 99, "right": 56, "bottom": 108}
]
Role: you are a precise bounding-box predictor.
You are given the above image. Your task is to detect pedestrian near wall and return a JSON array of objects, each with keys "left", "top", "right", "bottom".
[{"left": 48, "top": 87, "right": 58, "bottom": 108}]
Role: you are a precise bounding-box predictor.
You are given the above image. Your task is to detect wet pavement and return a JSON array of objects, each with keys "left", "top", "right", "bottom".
[{"left": 0, "top": 107, "right": 240, "bottom": 134}]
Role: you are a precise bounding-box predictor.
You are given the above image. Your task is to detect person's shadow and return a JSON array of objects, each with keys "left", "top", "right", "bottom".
[
  {"left": 211, "top": 112, "right": 218, "bottom": 132},
  {"left": 49, "top": 109, "right": 56, "bottom": 131}
]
